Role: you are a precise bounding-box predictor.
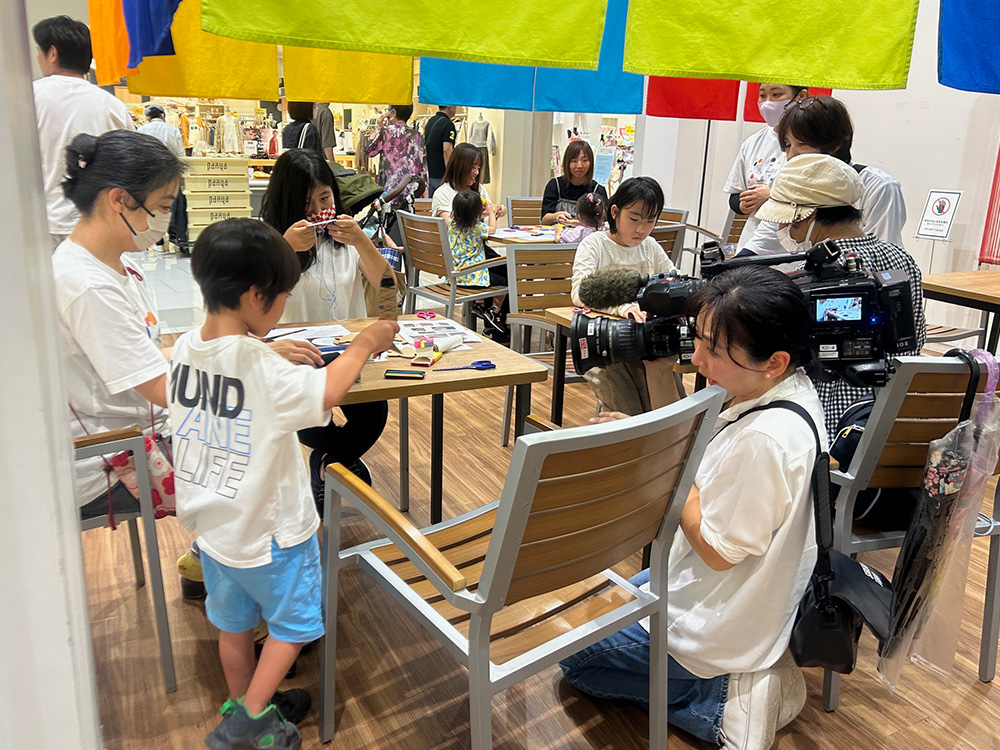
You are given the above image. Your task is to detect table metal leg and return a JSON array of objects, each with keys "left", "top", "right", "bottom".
[
  {"left": 430, "top": 393, "right": 444, "bottom": 525},
  {"left": 398, "top": 398, "right": 409, "bottom": 513},
  {"left": 551, "top": 326, "right": 567, "bottom": 425},
  {"left": 989, "top": 312, "right": 1000, "bottom": 354},
  {"left": 514, "top": 383, "right": 532, "bottom": 439}
]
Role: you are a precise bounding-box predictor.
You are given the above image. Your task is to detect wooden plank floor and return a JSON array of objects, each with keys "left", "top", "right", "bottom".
[{"left": 82, "top": 378, "right": 1000, "bottom": 749}]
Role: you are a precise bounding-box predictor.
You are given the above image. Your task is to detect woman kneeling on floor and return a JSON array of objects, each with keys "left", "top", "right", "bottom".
[{"left": 560, "top": 265, "right": 825, "bottom": 749}]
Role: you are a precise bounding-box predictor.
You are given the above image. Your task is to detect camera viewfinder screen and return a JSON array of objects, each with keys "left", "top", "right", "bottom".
[{"left": 816, "top": 296, "right": 862, "bottom": 323}]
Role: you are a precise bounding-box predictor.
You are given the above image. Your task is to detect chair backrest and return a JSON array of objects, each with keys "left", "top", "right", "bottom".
[
  {"left": 477, "top": 387, "right": 726, "bottom": 609},
  {"left": 722, "top": 209, "right": 749, "bottom": 246},
  {"left": 506, "top": 196, "right": 544, "bottom": 228},
  {"left": 659, "top": 207, "right": 689, "bottom": 225},
  {"left": 412, "top": 198, "right": 433, "bottom": 216},
  {"left": 505, "top": 244, "right": 577, "bottom": 315},
  {"left": 397, "top": 211, "right": 454, "bottom": 277},
  {"left": 839, "top": 356, "right": 987, "bottom": 494},
  {"left": 650, "top": 223, "right": 686, "bottom": 267}
]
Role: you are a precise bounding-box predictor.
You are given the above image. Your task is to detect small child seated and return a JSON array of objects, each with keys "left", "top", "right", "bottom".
[
  {"left": 554, "top": 192, "right": 606, "bottom": 244},
  {"left": 448, "top": 189, "right": 510, "bottom": 341},
  {"left": 170, "top": 218, "right": 398, "bottom": 750}
]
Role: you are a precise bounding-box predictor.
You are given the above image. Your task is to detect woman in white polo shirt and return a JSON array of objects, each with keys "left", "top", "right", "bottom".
[{"left": 560, "top": 265, "right": 824, "bottom": 750}]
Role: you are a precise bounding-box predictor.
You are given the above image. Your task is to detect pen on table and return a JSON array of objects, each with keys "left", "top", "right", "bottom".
[{"left": 264, "top": 328, "right": 306, "bottom": 342}]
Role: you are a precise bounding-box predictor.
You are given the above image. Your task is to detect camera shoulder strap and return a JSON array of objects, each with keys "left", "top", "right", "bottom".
[{"left": 714, "top": 400, "right": 834, "bottom": 578}]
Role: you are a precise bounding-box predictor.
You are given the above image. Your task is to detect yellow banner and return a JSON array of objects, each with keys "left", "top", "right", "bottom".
[
  {"left": 283, "top": 47, "right": 413, "bottom": 104},
  {"left": 624, "top": 0, "right": 919, "bottom": 90},
  {"left": 127, "top": 0, "right": 278, "bottom": 100}
]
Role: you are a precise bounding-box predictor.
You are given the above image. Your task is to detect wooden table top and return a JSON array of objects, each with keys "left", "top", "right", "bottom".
[
  {"left": 544, "top": 306, "right": 619, "bottom": 328},
  {"left": 163, "top": 316, "right": 548, "bottom": 405},
  {"left": 489, "top": 227, "right": 557, "bottom": 245},
  {"left": 922, "top": 270, "right": 1000, "bottom": 305}
]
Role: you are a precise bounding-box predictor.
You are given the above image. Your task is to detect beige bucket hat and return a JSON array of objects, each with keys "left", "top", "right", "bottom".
[{"left": 755, "top": 153, "right": 864, "bottom": 225}]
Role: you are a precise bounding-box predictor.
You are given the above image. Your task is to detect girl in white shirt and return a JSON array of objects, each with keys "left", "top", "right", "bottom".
[
  {"left": 260, "top": 150, "right": 392, "bottom": 499},
  {"left": 570, "top": 176, "right": 676, "bottom": 415},
  {"left": 560, "top": 266, "right": 823, "bottom": 749}
]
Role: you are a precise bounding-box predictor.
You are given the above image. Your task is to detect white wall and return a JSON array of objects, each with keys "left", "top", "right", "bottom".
[
  {"left": 1, "top": 2, "right": 102, "bottom": 749},
  {"left": 23, "top": 0, "right": 88, "bottom": 78},
  {"left": 638, "top": 0, "right": 1000, "bottom": 327}
]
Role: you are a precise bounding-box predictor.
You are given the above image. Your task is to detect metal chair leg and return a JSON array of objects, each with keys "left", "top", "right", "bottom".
[
  {"left": 822, "top": 669, "right": 841, "bottom": 711},
  {"left": 127, "top": 517, "right": 144, "bottom": 587}
]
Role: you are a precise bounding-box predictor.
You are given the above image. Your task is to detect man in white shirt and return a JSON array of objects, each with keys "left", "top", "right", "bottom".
[
  {"left": 137, "top": 104, "right": 184, "bottom": 158},
  {"left": 32, "top": 15, "right": 134, "bottom": 247}
]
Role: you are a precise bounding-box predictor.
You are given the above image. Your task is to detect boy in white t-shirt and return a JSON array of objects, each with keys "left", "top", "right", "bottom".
[{"left": 170, "top": 218, "right": 397, "bottom": 750}]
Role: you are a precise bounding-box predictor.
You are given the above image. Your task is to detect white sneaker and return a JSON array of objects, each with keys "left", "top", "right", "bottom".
[
  {"left": 720, "top": 668, "right": 780, "bottom": 750},
  {"left": 774, "top": 650, "right": 806, "bottom": 730}
]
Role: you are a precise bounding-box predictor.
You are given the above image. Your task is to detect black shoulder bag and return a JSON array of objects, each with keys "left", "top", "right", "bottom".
[{"left": 720, "top": 400, "right": 893, "bottom": 674}]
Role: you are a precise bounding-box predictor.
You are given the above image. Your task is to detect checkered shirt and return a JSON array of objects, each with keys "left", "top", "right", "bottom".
[{"left": 811, "top": 235, "right": 926, "bottom": 440}]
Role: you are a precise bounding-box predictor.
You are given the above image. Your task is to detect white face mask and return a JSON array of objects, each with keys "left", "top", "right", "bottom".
[
  {"left": 121, "top": 200, "right": 171, "bottom": 251},
  {"left": 776, "top": 215, "right": 817, "bottom": 254},
  {"left": 758, "top": 99, "right": 788, "bottom": 129}
]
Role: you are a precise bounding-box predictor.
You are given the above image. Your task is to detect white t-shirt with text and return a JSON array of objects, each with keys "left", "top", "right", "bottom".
[
  {"left": 168, "top": 331, "right": 329, "bottom": 568},
  {"left": 52, "top": 240, "right": 168, "bottom": 505}
]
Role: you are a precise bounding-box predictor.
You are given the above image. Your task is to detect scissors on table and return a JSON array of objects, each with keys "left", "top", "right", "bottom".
[
  {"left": 416, "top": 311, "right": 436, "bottom": 319},
  {"left": 435, "top": 360, "right": 496, "bottom": 372},
  {"left": 573, "top": 306, "right": 591, "bottom": 314}
]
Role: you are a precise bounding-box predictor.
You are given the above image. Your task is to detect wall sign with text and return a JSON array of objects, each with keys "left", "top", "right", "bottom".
[{"left": 915, "top": 189, "right": 962, "bottom": 240}]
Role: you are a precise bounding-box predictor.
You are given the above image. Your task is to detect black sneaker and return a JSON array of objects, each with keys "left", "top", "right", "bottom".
[
  {"left": 270, "top": 689, "right": 311, "bottom": 725},
  {"left": 206, "top": 699, "right": 301, "bottom": 750},
  {"left": 308, "top": 450, "right": 327, "bottom": 516},
  {"left": 481, "top": 307, "right": 507, "bottom": 333},
  {"left": 486, "top": 327, "right": 511, "bottom": 346},
  {"left": 346, "top": 458, "right": 373, "bottom": 486}
]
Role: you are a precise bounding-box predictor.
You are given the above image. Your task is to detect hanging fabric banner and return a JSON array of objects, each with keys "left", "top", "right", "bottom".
[
  {"left": 534, "top": 0, "right": 643, "bottom": 114},
  {"left": 939, "top": 0, "right": 1000, "bottom": 94},
  {"left": 88, "top": 0, "right": 137, "bottom": 85},
  {"left": 126, "top": 0, "right": 278, "bottom": 100},
  {"left": 283, "top": 48, "right": 413, "bottom": 104},
  {"left": 201, "top": 0, "right": 608, "bottom": 70},
  {"left": 645, "top": 78, "right": 740, "bottom": 121},
  {"left": 625, "top": 0, "right": 919, "bottom": 90},
  {"left": 419, "top": 59, "right": 535, "bottom": 112},
  {"left": 121, "top": 0, "right": 182, "bottom": 68}
]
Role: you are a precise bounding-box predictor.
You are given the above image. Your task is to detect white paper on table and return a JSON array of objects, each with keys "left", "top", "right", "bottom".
[
  {"left": 265, "top": 324, "right": 351, "bottom": 342},
  {"left": 490, "top": 227, "right": 555, "bottom": 241},
  {"left": 396, "top": 319, "right": 482, "bottom": 346}
]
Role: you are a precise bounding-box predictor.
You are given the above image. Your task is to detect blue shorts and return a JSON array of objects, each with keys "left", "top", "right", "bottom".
[{"left": 201, "top": 536, "right": 324, "bottom": 643}]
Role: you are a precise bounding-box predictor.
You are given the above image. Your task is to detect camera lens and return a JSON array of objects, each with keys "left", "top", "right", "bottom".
[{"left": 570, "top": 312, "right": 645, "bottom": 374}]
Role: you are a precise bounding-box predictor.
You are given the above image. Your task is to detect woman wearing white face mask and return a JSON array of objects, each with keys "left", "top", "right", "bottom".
[
  {"left": 52, "top": 130, "right": 183, "bottom": 520},
  {"left": 755, "top": 152, "right": 926, "bottom": 438},
  {"left": 722, "top": 84, "right": 809, "bottom": 251}
]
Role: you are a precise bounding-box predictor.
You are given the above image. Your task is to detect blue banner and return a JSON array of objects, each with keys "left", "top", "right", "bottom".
[{"left": 939, "top": 0, "right": 1000, "bottom": 94}]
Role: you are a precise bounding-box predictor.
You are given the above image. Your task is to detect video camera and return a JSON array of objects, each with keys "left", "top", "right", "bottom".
[{"left": 571, "top": 239, "right": 916, "bottom": 388}]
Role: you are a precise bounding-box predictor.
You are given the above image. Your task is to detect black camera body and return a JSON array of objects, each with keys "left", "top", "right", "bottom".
[
  {"left": 570, "top": 272, "right": 704, "bottom": 375},
  {"left": 571, "top": 240, "right": 916, "bottom": 388}
]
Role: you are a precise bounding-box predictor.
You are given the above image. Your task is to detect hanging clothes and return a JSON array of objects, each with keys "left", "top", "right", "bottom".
[
  {"left": 468, "top": 118, "right": 496, "bottom": 185},
  {"left": 179, "top": 112, "right": 190, "bottom": 147}
]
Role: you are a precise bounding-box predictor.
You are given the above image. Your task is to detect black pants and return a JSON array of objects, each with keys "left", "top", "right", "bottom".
[{"left": 296, "top": 400, "right": 388, "bottom": 467}]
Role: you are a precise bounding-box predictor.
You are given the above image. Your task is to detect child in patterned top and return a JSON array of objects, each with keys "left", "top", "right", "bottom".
[
  {"left": 449, "top": 189, "right": 509, "bottom": 341},
  {"left": 555, "top": 192, "right": 606, "bottom": 244}
]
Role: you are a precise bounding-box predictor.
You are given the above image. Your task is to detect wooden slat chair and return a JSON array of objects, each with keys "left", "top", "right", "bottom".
[
  {"left": 412, "top": 198, "right": 433, "bottom": 216},
  {"left": 506, "top": 196, "right": 544, "bottom": 228},
  {"left": 650, "top": 223, "right": 688, "bottom": 268},
  {"left": 658, "top": 207, "right": 689, "bottom": 225},
  {"left": 76, "top": 426, "right": 176, "bottom": 694},
  {"left": 722, "top": 208, "right": 750, "bottom": 246},
  {"left": 318, "top": 387, "right": 727, "bottom": 748},
  {"left": 397, "top": 211, "right": 507, "bottom": 325},
  {"left": 823, "top": 355, "right": 1000, "bottom": 710},
  {"left": 499, "top": 244, "right": 580, "bottom": 446},
  {"left": 924, "top": 318, "right": 988, "bottom": 348}
]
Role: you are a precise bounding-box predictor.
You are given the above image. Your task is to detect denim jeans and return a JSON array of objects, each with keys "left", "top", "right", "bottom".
[
  {"left": 558, "top": 570, "right": 728, "bottom": 745},
  {"left": 428, "top": 177, "right": 443, "bottom": 197}
]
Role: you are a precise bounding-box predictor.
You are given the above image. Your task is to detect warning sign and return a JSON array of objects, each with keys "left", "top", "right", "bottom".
[{"left": 915, "top": 189, "right": 962, "bottom": 240}]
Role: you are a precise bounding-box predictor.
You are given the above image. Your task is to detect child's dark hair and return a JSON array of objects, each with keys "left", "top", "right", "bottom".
[
  {"left": 776, "top": 95, "right": 854, "bottom": 163},
  {"left": 391, "top": 104, "right": 414, "bottom": 122},
  {"left": 33, "top": 15, "right": 91, "bottom": 75},
  {"left": 62, "top": 131, "right": 185, "bottom": 216},
  {"left": 259, "top": 149, "right": 345, "bottom": 272},
  {"left": 451, "top": 190, "right": 484, "bottom": 231},
  {"left": 687, "top": 265, "right": 813, "bottom": 371},
  {"left": 607, "top": 177, "right": 664, "bottom": 235},
  {"left": 575, "top": 192, "right": 606, "bottom": 228},
  {"left": 814, "top": 204, "right": 862, "bottom": 225},
  {"left": 287, "top": 102, "right": 314, "bottom": 123},
  {"left": 192, "top": 219, "right": 301, "bottom": 314}
]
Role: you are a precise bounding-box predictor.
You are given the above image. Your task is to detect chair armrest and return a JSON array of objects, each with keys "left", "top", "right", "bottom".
[
  {"left": 326, "top": 463, "right": 467, "bottom": 591},
  {"left": 524, "top": 414, "right": 559, "bottom": 432},
  {"left": 73, "top": 426, "right": 143, "bottom": 451},
  {"left": 829, "top": 457, "right": 840, "bottom": 471},
  {"left": 449, "top": 255, "right": 507, "bottom": 276}
]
